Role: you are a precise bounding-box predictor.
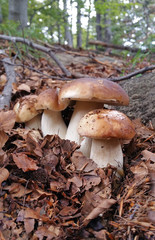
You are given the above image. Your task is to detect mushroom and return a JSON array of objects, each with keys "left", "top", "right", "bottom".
[
  {"left": 36, "top": 88, "right": 69, "bottom": 138},
  {"left": 13, "top": 95, "right": 42, "bottom": 129},
  {"left": 78, "top": 109, "right": 135, "bottom": 169},
  {"left": 58, "top": 78, "right": 129, "bottom": 156}
]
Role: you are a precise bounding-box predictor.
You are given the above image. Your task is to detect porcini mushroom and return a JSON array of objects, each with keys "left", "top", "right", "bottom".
[
  {"left": 78, "top": 109, "right": 135, "bottom": 169},
  {"left": 59, "top": 78, "right": 129, "bottom": 155},
  {"left": 36, "top": 88, "right": 68, "bottom": 138},
  {"left": 13, "top": 95, "right": 42, "bottom": 128}
]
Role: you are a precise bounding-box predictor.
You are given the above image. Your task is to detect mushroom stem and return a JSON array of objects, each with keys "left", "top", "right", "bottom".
[
  {"left": 90, "top": 139, "right": 123, "bottom": 168},
  {"left": 41, "top": 110, "right": 67, "bottom": 138},
  {"left": 65, "top": 101, "right": 102, "bottom": 144},
  {"left": 25, "top": 114, "right": 41, "bottom": 130}
]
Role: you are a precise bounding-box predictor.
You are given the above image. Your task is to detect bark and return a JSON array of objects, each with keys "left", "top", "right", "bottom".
[
  {"left": 103, "top": 12, "right": 112, "bottom": 43},
  {"left": 89, "top": 40, "right": 148, "bottom": 53},
  {"left": 8, "top": 0, "right": 28, "bottom": 28},
  {"left": 0, "top": 58, "right": 16, "bottom": 109},
  {"left": 77, "top": 0, "right": 82, "bottom": 48},
  {"left": 57, "top": 24, "right": 61, "bottom": 45},
  {"left": 63, "top": 0, "right": 73, "bottom": 47},
  {"left": 86, "top": 0, "right": 91, "bottom": 48},
  {"left": 0, "top": 6, "right": 3, "bottom": 23},
  {"left": 95, "top": 0, "right": 102, "bottom": 41}
]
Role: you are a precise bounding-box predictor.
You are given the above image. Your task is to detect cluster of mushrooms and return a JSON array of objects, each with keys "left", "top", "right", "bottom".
[{"left": 14, "top": 78, "right": 135, "bottom": 170}]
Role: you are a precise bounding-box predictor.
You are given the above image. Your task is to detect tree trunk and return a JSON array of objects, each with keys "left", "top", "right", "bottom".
[
  {"left": 95, "top": 0, "right": 103, "bottom": 41},
  {"left": 86, "top": 0, "right": 91, "bottom": 48},
  {"left": 8, "top": 0, "right": 28, "bottom": 28},
  {"left": 104, "top": 12, "right": 112, "bottom": 42},
  {"left": 57, "top": 24, "right": 61, "bottom": 44},
  {"left": 63, "top": 0, "right": 73, "bottom": 47},
  {"left": 77, "top": 0, "right": 82, "bottom": 48},
  {"left": 0, "top": 6, "right": 3, "bottom": 23}
]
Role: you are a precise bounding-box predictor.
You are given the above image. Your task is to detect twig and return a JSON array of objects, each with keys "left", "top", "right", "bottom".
[
  {"left": 89, "top": 40, "right": 149, "bottom": 53},
  {"left": 110, "top": 65, "right": 155, "bottom": 82},
  {"left": 0, "top": 59, "right": 71, "bottom": 81},
  {"left": 0, "top": 34, "right": 71, "bottom": 77},
  {"left": 0, "top": 58, "right": 16, "bottom": 109}
]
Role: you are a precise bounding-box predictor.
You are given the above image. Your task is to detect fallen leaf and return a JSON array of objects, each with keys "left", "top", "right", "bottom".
[
  {"left": 142, "top": 150, "right": 155, "bottom": 163},
  {"left": 0, "top": 110, "right": 16, "bottom": 131},
  {"left": 24, "top": 217, "right": 35, "bottom": 234},
  {"left": 4, "top": 182, "right": 32, "bottom": 198},
  {"left": 0, "top": 231, "right": 5, "bottom": 240},
  {"left": 0, "top": 131, "right": 8, "bottom": 148},
  {"left": 71, "top": 151, "right": 97, "bottom": 172},
  {"left": 0, "top": 167, "right": 9, "bottom": 186},
  {"left": 82, "top": 198, "right": 116, "bottom": 226},
  {"left": 12, "top": 152, "right": 38, "bottom": 172},
  {"left": 59, "top": 206, "right": 79, "bottom": 217},
  {"left": 17, "top": 83, "right": 31, "bottom": 92}
]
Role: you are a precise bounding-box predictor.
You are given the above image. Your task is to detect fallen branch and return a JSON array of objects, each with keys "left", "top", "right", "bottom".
[
  {"left": 0, "top": 58, "right": 16, "bottom": 109},
  {"left": 89, "top": 40, "right": 148, "bottom": 53},
  {"left": 110, "top": 65, "right": 155, "bottom": 82},
  {"left": 0, "top": 34, "right": 71, "bottom": 77}
]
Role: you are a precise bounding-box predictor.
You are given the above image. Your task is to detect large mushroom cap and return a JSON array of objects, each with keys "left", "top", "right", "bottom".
[
  {"left": 78, "top": 109, "right": 135, "bottom": 140},
  {"left": 36, "top": 88, "right": 69, "bottom": 111},
  {"left": 59, "top": 78, "right": 129, "bottom": 106},
  {"left": 13, "top": 95, "right": 41, "bottom": 122}
]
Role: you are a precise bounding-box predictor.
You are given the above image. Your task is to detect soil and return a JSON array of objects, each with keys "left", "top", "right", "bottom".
[
  {"left": 55, "top": 52, "right": 155, "bottom": 127},
  {"left": 116, "top": 72, "right": 155, "bottom": 127}
]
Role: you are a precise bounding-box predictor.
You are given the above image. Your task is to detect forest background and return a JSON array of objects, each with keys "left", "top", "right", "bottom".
[{"left": 0, "top": 0, "right": 155, "bottom": 54}]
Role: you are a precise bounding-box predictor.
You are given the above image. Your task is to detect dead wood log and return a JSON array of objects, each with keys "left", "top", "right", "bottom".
[
  {"left": 110, "top": 65, "right": 155, "bottom": 82},
  {"left": 0, "top": 34, "right": 71, "bottom": 77},
  {"left": 0, "top": 58, "right": 16, "bottom": 109},
  {"left": 89, "top": 40, "right": 148, "bottom": 53}
]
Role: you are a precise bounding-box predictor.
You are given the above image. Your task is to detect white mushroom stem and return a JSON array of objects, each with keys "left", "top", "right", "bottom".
[
  {"left": 78, "top": 136, "right": 92, "bottom": 158},
  {"left": 90, "top": 138, "right": 123, "bottom": 168},
  {"left": 41, "top": 110, "right": 67, "bottom": 138},
  {"left": 25, "top": 114, "right": 41, "bottom": 130},
  {"left": 65, "top": 101, "right": 102, "bottom": 144}
]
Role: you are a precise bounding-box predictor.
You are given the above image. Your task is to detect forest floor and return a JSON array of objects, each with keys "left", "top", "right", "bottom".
[{"left": 0, "top": 39, "right": 155, "bottom": 239}]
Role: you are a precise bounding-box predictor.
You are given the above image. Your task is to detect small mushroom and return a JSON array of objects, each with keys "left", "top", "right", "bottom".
[
  {"left": 59, "top": 78, "right": 129, "bottom": 156},
  {"left": 36, "top": 88, "right": 69, "bottom": 138},
  {"left": 13, "top": 95, "right": 42, "bottom": 129},
  {"left": 78, "top": 109, "right": 135, "bottom": 169}
]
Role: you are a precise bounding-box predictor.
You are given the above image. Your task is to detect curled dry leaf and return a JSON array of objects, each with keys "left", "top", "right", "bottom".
[
  {"left": 0, "top": 110, "right": 16, "bottom": 131},
  {"left": 4, "top": 182, "right": 32, "bottom": 198},
  {"left": 141, "top": 150, "right": 155, "bottom": 163},
  {"left": 12, "top": 152, "right": 38, "bottom": 172},
  {"left": 0, "top": 167, "right": 9, "bottom": 186},
  {"left": 71, "top": 151, "right": 97, "bottom": 172},
  {"left": 82, "top": 198, "right": 116, "bottom": 226},
  {"left": 24, "top": 217, "right": 35, "bottom": 234},
  {"left": 59, "top": 205, "right": 79, "bottom": 217},
  {"left": 0, "top": 131, "right": 8, "bottom": 149}
]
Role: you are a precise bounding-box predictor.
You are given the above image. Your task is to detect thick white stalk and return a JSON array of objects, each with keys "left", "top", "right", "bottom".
[
  {"left": 41, "top": 110, "right": 67, "bottom": 138},
  {"left": 90, "top": 138, "right": 123, "bottom": 168},
  {"left": 78, "top": 136, "right": 92, "bottom": 158},
  {"left": 65, "top": 101, "right": 102, "bottom": 144},
  {"left": 25, "top": 114, "right": 41, "bottom": 130}
]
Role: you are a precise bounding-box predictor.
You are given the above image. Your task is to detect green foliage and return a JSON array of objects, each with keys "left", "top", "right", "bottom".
[
  {"left": 0, "top": 0, "right": 154, "bottom": 53},
  {"left": 128, "top": 51, "right": 150, "bottom": 68},
  {"left": 0, "top": 20, "right": 46, "bottom": 41}
]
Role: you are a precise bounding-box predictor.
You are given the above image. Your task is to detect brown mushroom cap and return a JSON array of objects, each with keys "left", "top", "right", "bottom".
[
  {"left": 36, "top": 88, "right": 69, "bottom": 111},
  {"left": 78, "top": 109, "right": 135, "bottom": 140},
  {"left": 59, "top": 78, "right": 129, "bottom": 106},
  {"left": 13, "top": 95, "right": 41, "bottom": 122}
]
